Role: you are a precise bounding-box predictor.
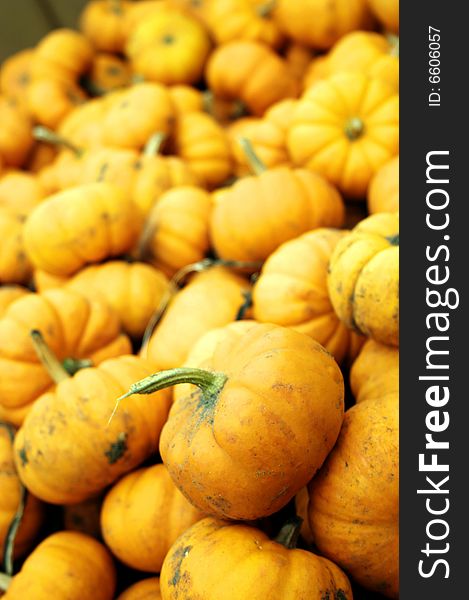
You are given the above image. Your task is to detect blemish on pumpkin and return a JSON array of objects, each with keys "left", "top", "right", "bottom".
[
  {"left": 18, "top": 447, "right": 28, "bottom": 467},
  {"left": 104, "top": 432, "right": 128, "bottom": 464},
  {"left": 170, "top": 545, "right": 192, "bottom": 586},
  {"left": 336, "top": 590, "right": 349, "bottom": 600}
]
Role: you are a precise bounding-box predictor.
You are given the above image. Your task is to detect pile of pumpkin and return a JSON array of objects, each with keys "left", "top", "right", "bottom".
[{"left": 0, "top": 0, "right": 399, "bottom": 598}]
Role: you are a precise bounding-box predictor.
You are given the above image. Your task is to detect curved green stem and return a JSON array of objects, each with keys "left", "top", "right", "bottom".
[
  {"left": 32, "top": 126, "right": 83, "bottom": 157},
  {"left": 30, "top": 330, "right": 69, "bottom": 384},
  {"left": 238, "top": 137, "right": 267, "bottom": 175},
  {"left": 62, "top": 358, "right": 93, "bottom": 376},
  {"left": 386, "top": 234, "right": 399, "bottom": 246},
  {"left": 108, "top": 367, "right": 228, "bottom": 425},
  {"left": 143, "top": 132, "right": 166, "bottom": 157},
  {"left": 275, "top": 516, "right": 303, "bottom": 549},
  {"left": 0, "top": 572, "right": 12, "bottom": 591},
  {"left": 344, "top": 117, "right": 365, "bottom": 141}
]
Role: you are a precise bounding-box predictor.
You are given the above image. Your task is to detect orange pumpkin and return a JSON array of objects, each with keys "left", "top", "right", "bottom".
[
  {"left": 1, "top": 531, "right": 116, "bottom": 599},
  {"left": 368, "top": 155, "right": 399, "bottom": 213},
  {"left": 288, "top": 72, "right": 399, "bottom": 199},
  {"left": 0, "top": 286, "right": 30, "bottom": 317},
  {"left": 350, "top": 338, "right": 399, "bottom": 403},
  {"left": 23, "top": 182, "right": 141, "bottom": 277},
  {"left": 284, "top": 43, "right": 315, "bottom": 84},
  {"left": 367, "top": 0, "right": 399, "bottom": 33},
  {"left": 27, "top": 79, "right": 87, "bottom": 130},
  {"left": 210, "top": 142, "right": 345, "bottom": 262},
  {"left": 253, "top": 228, "right": 364, "bottom": 364},
  {"left": 0, "top": 96, "right": 33, "bottom": 168},
  {"left": 304, "top": 394, "right": 399, "bottom": 598},
  {"left": 117, "top": 578, "right": 161, "bottom": 600},
  {"left": 86, "top": 53, "right": 132, "bottom": 95},
  {"left": 57, "top": 97, "right": 108, "bottom": 149},
  {"left": 139, "top": 186, "right": 213, "bottom": 277},
  {"left": 80, "top": 0, "right": 132, "bottom": 53},
  {"left": 126, "top": 10, "right": 211, "bottom": 85},
  {"left": 101, "top": 463, "right": 204, "bottom": 572},
  {"left": 273, "top": 0, "right": 373, "bottom": 49},
  {"left": 144, "top": 266, "right": 250, "bottom": 370},
  {"left": 14, "top": 354, "right": 171, "bottom": 504},
  {"left": 0, "top": 288, "right": 131, "bottom": 423},
  {"left": 0, "top": 49, "right": 34, "bottom": 111},
  {"left": 123, "top": 322, "right": 344, "bottom": 520},
  {"left": 168, "top": 84, "right": 204, "bottom": 114},
  {"left": 160, "top": 517, "right": 352, "bottom": 599},
  {"left": 206, "top": 40, "right": 299, "bottom": 116}
]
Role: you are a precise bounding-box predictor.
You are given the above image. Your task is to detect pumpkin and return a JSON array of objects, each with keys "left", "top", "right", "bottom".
[
  {"left": 102, "top": 83, "right": 175, "bottom": 150},
  {"left": 57, "top": 97, "right": 107, "bottom": 149},
  {"left": 205, "top": 0, "right": 284, "bottom": 48},
  {"left": 303, "top": 393, "right": 399, "bottom": 598},
  {"left": 284, "top": 43, "right": 315, "bottom": 84},
  {"left": 367, "top": 0, "right": 399, "bottom": 33},
  {"left": 23, "top": 182, "right": 140, "bottom": 277},
  {"left": 210, "top": 141, "right": 345, "bottom": 262},
  {"left": 126, "top": 10, "right": 211, "bottom": 85},
  {"left": 26, "top": 142, "right": 58, "bottom": 173},
  {"left": 117, "top": 578, "right": 161, "bottom": 600},
  {"left": 27, "top": 78, "right": 88, "bottom": 129},
  {"left": 206, "top": 40, "right": 299, "bottom": 116},
  {"left": 166, "top": 0, "right": 210, "bottom": 24},
  {"left": 0, "top": 288, "right": 131, "bottom": 423},
  {"left": 122, "top": 322, "right": 344, "bottom": 520},
  {"left": 368, "top": 155, "right": 399, "bottom": 214},
  {"left": 0, "top": 531, "right": 116, "bottom": 599},
  {"left": 253, "top": 228, "right": 364, "bottom": 364},
  {"left": 0, "top": 49, "right": 33, "bottom": 111},
  {"left": 144, "top": 266, "right": 250, "bottom": 370},
  {"left": 101, "top": 463, "right": 204, "bottom": 572},
  {"left": 138, "top": 186, "right": 213, "bottom": 277},
  {"left": 0, "top": 97, "right": 33, "bottom": 168},
  {"left": 80, "top": 0, "right": 132, "bottom": 53},
  {"left": 63, "top": 495, "right": 103, "bottom": 539},
  {"left": 273, "top": 0, "right": 373, "bottom": 49},
  {"left": 171, "top": 111, "right": 232, "bottom": 188},
  {"left": 0, "top": 286, "right": 29, "bottom": 317},
  {"left": 14, "top": 354, "right": 171, "bottom": 504},
  {"left": 0, "top": 422, "right": 43, "bottom": 560},
  {"left": 160, "top": 517, "right": 353, "bottom": 599},
  {"left": 86, "top": 53, "right": 132, "bottom": 95},
  {"left": 168, "top": 84, "right": 204, "bottom": 114},
  {"left": 288, "top": 71, "right": 399, "bottom": 199},
  {"left": 350, "top": 338, "right": 398, "bottom": 403},
  {"left": 327, "top": 212, "right": 399, "bottom": 346}
]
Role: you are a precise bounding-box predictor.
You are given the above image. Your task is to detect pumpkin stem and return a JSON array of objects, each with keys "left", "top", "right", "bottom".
[
  {"left": 275, "top": 516, "right": 303, "bottom": 549},
  {"left": 387, "top": 33, "right": 399, "bottom": 58},
  {"left": 202, "top": 92, "right": 248, "bottom": 122},
  {"left": 143, "top": 132, "right": 167, "bottom": 157},
  {"left": 344, "top": 117, "right": 365, "bottom": 141},
  {"left": 30, "top": 330, "right": 70, "bottom": 384},
  {"left": 108, "top": 367, "right": 228, "bottom": 425},
  {"left": 238, "top": 137, "right": 267, "bottom": 175},
  {"left": 62, "top": 357, "right": 94, "bottom": 376},
  {"left": 235, "top": 290, "right": 253, "bottom": 321},
  {"left": 32, "top": 126, "right": 83, "bottom": 157},
  {"left": 0, "top": 573, "right": 12, "bottom": 591},
  {"left": 386, "top": 234, "right": 399, "bottom": 246},
  {"left": 256, "top": 0, "right": 276, "bottom": 18}
]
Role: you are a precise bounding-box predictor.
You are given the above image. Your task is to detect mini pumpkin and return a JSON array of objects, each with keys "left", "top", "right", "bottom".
[
  {"left": 0, "top": 49, "right": 34, "bottom": 111},
  {"left": 80, "top": 0, "right": 132, "bottom": 53},
  {"left": 160, "top": 517, "right": 353, "bottom": 599},
  {"left": 101, "top": 463, "right": 204, "bottom": 572},
  {"left": 121, "top": 322, "right": 344, "bottom": 520},
  {"left": 350, "top": 338, "right": 399, "bottom": 403},
  {"left": 57, "top": 97, "right": 108, "bottom": 149},
  {"left": 288, "top": 71, "right": 399, "bottom": 199},
  {"left": 117, "top": 578, "right": 161, "bottom": 600},
  {"left": 86, "top": 53, "right": 132, "bottom": 95},
  {"left": 368, "top": 155, "right": 399, "bottom": 214},
  {"left": 26, "top": 79, "right": 87, "bottom": 129},
  {"left": 0, "top": 96, "right": 33, "bottom": 168},
  {"left": 206, "top": 40, "right": 299, "bottom": 116},
  {"left": 1, "top": 531, "right": 116, "bottom": 600},
  {"left": 23, "top": 182, "right": 140, "bottom": 277},
  {"left": 253, "top": 228, "right": 364, "bottom": 364},
  {"left": 327, "top": 211, "right": 399, "bottom": 346},
  {"left": 0, "top": 286, "right": 30, "bottom": 317},
  {"left": 14, "top": 354, "right": 171, "bottom": 504},
  {"left": 303, "top": 393, "right": 399, "bottom": 598},
  {"left": 367, "top": 0, "right": 399, "bottom": 33}
]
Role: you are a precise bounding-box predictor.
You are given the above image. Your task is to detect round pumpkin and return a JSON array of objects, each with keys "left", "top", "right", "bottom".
[
  {"left": 0, "top": 422, "right": 43, "bottom": 560},
  {"left": 80, "top": 0, "right": 132, "bottom": 53},
  {"left": 1, "top": 531, "right": 116, "bottom": 600},
  {"left": 304, "top": 393, "right": 399, "bottom": 598},
  {"left": 14, "top": 354, "right": 171, "bottom": 504},
  {"left": 0, "top": 288, "right": 131, "bottom": 423},
  {"left": 253, "top": 228, "right": 364, "bottom": 364},
  {"left": 327, "top": 211, "right": 399, "bottom": 346},
  {"left": 0, "top": 49, "right": 33, "bottom": 111},
  {"left": 368, "top": 155, "right": 399, "bottom": 214},
  {"left": 350, "top": 338, "right": 398, "bottom": 403},
  {"left": 26, "top": 79, "right": 87, "bottom": 130},
  {"left": 367, "top": 0, "right": 399, "bottom": 33},
  {"left": 0, "top": 96, "right": 33, "bottom": 168},
  {"left": 101, "top": 463, "right": 204, "bottom": 572},
  {"left": 0, "top": 286, "right": 30, "bottom": 317},
  {"left": 86, "top": 53, "right": 132, "bottom": 95},
  {"left": 288, "top": 71, "right": 399, "bottom": 199},
  {"left": 126, "top": 322, "right": 344, "bottom": 520},
  {"left": 117, "top": 578, "right": 161, "bottom": 600},
  {"left": 57, "top": 97, "right": 107, "bottom": 149},
  {"left": 206, "top": 40, "right": 299, "bottom": 116},
  {"left": 23, "top": 182, "right": 140, "bottom": 277},
  {"left": 139, "top": 186, "right": 213, "bottom": 277},
  {"left": 160, "top": 517, "right": 353, "bottom": 599},
  {"left": 126, "top": 10, "right": 211, "bottom": 85},
  {"left": 144, "top": 266, "right": 250, "bottom": 371}
]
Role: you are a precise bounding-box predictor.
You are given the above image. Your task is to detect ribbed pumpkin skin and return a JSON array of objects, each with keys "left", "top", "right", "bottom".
[
  {"left": 117, "top": 578, "right": 161, "bottom": 600},
  {"left": 4, "top": 531, "right": 116, "bottom": 600},
  {"left": 306, "top": 394, "right": 399, "bottom": 598},
  {"left": 0, "top": 288, "right": 131, "bottom": 421},
  {"left": 253, "top": 228, "right": 364, "bottom": 364},
  {"left": 160, "top": 323, "right": 344, "bottom": 520},
  {"left": 14, "top": 355, "right": 171, "bottom": 504},
  {"left": 368, "top": 156, "right": 399, "bottom": 214},
  {"left": 350, "top": 339, "right": 398, "bottom": 403},
  {"left": 160, "top": 517, "right": 353, "bottom": 600},
  {"left": 101, "top": 464, "right": 204, "bottom": 572}
]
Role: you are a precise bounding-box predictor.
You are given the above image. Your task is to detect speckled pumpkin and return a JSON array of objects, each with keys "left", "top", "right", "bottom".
[
  {"left": 253, "top": 228, "right": 364, "bottom": 364},
  {"left": 160, "top": 517, "right": 353, "bottom": 599},
  {"left": 327, "top": 212, "right": 399, "bottom": 346},
  {"left": 350, "top": 338, "right": 399, "bottom": 403},
  {"left": 101, "top": 463, "right": 204, "bottom": 572}
]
